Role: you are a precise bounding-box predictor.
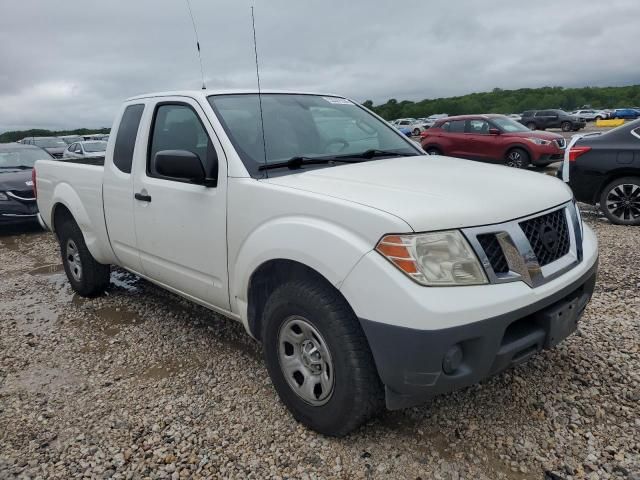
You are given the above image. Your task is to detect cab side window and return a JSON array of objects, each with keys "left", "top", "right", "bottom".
[
  {"left": 148, "top": 103, "right": 217, "bottom": 181},
  {"left": 113, "top": 104, "right": 145, "bottom": 173}
]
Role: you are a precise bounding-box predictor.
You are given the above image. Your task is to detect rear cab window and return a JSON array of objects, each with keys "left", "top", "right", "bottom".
[{"left": 113, "top": 104, "right": 145, "bottom": 173}]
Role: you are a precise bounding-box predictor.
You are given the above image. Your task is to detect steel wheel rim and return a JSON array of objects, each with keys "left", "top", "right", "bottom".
[
  {"left": 506, "top": 151, "right": 523, "bottom": 168},
  {"left": 606, "top": 183, "right": 640, "bottom": 221},
  {"left": 278, "top": 315, "right": 334, "bottom": 406},
  {"left": 65, "top": 239, "right": 83, "bottom": 282}
]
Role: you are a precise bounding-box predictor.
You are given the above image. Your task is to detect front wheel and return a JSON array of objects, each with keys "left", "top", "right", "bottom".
[
  {"left": 561, "top": 122, "right": 573, "bottom": 132},
  {"left": 526, "top": 122, "right": 537, "bottom": 130},
  {"left": 261, "top": 278, "right": 384, "bottom": 436},
  {"left": 600, "top": 177, "right": 640, "bottom": 226},
  {"left": 505, "top": 148, "right": 530, "bottom": 168},
  {"left": 57, "top": 218, "right": 111, "bottom": 297},
  {"left": 412, "top": 128, "right": 421, "bottom": 136}
]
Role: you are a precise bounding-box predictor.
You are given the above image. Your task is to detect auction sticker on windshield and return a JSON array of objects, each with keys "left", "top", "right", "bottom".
[{"left": 323, "top": 97, "right": 352, "bottom": 105}]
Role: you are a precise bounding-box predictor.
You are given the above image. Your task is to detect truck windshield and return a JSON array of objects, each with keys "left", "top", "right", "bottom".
[{"left": 208, "top": 94, "right": 418, "bottom": 177}]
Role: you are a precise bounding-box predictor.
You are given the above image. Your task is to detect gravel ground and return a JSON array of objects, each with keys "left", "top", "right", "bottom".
[{"left": 0, "top": 207, "right": 638, "bottom": 480}]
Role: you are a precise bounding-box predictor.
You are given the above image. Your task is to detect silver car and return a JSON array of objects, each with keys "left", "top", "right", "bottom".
[{"left": 63, "top": 141, "right": 107, "bottom": 160}]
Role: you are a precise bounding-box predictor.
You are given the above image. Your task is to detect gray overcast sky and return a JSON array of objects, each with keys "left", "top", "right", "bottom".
[{"left": 1, "top": 0, "right": 639, "bottom": 131}]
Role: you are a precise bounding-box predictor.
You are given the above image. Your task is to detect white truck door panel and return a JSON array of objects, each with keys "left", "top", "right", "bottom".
[
  {"left": 103, "top": 102, "right": 146, "bottom": 273},
  {"left": 132, "top": 97, "right": 229, "bottom": 309}
]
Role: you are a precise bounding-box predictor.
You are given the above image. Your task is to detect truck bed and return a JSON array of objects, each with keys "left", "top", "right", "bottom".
[{"left": 35, "top": 159, "right": 114, "bottom": 264}]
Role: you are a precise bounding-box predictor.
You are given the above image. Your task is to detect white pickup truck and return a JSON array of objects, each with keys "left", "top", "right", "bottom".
[{"left": 34, "top": 90, "right": 598, "bottom": 436}]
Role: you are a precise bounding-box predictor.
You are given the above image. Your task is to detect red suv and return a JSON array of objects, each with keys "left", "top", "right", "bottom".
[{"left": 420, "top": 114, "right": 566, "bottom": 168}]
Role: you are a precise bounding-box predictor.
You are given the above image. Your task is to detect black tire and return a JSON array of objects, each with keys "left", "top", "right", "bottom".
[
  {"left": 526, "top": 122, "right": 537, "bottom": 130},
  {"left": 412, "top": 128, "right": 421, "bottom": 136},
  {"left": 505, "top": 147, "right": 530, "bottom": 168},
  {"left": 57, "top": 217, "right": 111, "bottom": 297},
  {"left": 561, "top": 122, "right": 572, "bottom": 132},
  {"left": 599, "top": 177, "right": 640, "bottom": 226},
  {"left": 425, "top": 146, "right": 442, "bottom": 155},
  {"left": 261, "top": 278, "right": 384, "bottom": 436}
]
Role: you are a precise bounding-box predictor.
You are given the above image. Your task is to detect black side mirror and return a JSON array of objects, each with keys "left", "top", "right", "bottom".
[
  {"left": 489, "top": 128, "right": 501, "bottom": 135},
  {"left": 154, "top": 150, "right": 213, "bottom": 185}
]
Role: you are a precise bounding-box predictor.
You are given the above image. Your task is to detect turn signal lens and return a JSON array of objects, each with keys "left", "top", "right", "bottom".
[{"left": 376, "top": 231, "right": 487, "bottom": 286}]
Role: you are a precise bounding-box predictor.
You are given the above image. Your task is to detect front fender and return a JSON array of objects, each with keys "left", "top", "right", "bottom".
[
  {"left": 50, "top": 183, "right": 116, "bottom": 265},
  {"left": 230, "top": 215, "right": 375, "bottom": 315}
]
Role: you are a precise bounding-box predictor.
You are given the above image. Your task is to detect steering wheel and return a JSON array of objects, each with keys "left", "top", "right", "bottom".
[{"left": 324, "top": 138, "right": 350, "bottom": 153}]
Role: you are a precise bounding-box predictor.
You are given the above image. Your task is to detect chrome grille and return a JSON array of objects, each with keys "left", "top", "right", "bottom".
[
  {"left": 464, "top": 203, "right": 582, "bottom": 288},
  {"left": 477, "top": 234, "right": 509, "bottom": 274},
  {"left": 519, "top": 209, "right": 570, "bottom": 267}
]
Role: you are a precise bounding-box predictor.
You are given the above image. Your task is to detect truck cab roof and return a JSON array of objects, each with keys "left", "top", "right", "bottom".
[{"left": 126, "top": 89, "right": 344, "bottom": 101}]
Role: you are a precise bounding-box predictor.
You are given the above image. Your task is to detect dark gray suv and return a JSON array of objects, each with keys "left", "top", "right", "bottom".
[{"left": 520, "top": 110, "right": 586, "bottom": 132}]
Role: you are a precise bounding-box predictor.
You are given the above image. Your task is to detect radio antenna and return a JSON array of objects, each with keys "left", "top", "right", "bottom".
[
  {"left": 184, "top": 0, "right": 206, "bottom": 89},
  {"left": 251, "top": 6, "right": 268, "bottom": 174}
]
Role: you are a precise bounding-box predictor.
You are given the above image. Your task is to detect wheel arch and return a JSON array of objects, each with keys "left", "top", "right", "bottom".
[
  {"left": 594, "top": 169, "right": 640, "bottom": 204},
  {"left": 504, "top": 143, "right": 534, "bottom": 161},
  {"left": 246, "top": 259, "right": 354, "bottom": 341}
]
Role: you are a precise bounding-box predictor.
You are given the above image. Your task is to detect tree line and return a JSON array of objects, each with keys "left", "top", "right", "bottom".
[
  {"left": 362, "top": 85, "right": 640, "bottom": 120},
  {"left": 0, "top": 127, "right": 110, "bottom": 144}
]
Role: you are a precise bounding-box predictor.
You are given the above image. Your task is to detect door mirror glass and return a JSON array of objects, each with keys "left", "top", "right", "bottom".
[{"left": 154, "top": 150, "right": 206, "bottom": 183}]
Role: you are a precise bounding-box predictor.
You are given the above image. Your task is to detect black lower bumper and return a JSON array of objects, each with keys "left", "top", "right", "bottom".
[
  {"left": 359, "top": 259, "right": 598, "bottom": 410},
  {"left": 0, "top": 212, "right": 39, "bottom": 226}
]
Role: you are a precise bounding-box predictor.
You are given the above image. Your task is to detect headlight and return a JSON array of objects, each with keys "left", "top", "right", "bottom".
[
  {"left": 526, "top": 138, "right": 551, "bottom": 146},
  {"left": 376, "top": 230, "right": 488, "bottom": 286},
  {"left": 0, "top": 192, "right": 8, "bottom": 201}
]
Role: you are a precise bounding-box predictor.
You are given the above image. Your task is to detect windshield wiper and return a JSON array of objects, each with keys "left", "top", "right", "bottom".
[
  {"left": 334, "top": 149, "right": 419, "bottom": 159},
  {"left": 258, "top": 155, "right": 367, "bottom": 171}
]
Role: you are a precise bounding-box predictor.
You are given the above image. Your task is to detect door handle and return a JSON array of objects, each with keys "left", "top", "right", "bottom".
[{"left": 134, "top": 192, "right": 152, "bottom": 202}]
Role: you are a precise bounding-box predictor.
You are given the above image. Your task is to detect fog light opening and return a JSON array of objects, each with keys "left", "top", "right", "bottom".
[{"left": 442, "top": 344, "right": 463, "bottom": 375}]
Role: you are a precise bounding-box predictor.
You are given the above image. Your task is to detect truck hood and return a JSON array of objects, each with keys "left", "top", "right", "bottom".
[
  {"left": 264, "top": 155, "right": 572, "bottom": 231},
  {"left": 0, "top": 169, "right": 33, "bottom": 191}
]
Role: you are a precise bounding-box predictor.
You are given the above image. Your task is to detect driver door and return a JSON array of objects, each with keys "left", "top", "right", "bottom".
[{"left": 132, "top": 97, "right": 229, "bottom": 309}]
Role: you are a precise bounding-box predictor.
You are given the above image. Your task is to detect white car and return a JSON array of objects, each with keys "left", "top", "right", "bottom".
[
  {"left": 390, "top": 118, "right": 428, "bottom": 135},
  {"left": 571, "top": 110, "right": 608, "bottom": 121},
  {"left": 63, "top": 140, "right": 108, "bottom": 161},
  {"left": 34, "top": 89, "right": 598, "bottom": 436}
]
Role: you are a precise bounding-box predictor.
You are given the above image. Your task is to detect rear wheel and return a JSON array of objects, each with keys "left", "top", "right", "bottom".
[
  {"left": 425, "top": 146, "right": 441, "bottom": 155},
  {"left": 412, "top": 128, "right": 421, "bottom": 136},
  {"left": 561, "top": 122, "right": 572, "bottom": 132},
  {"left": 600, "top": 177, "right": 640, "bottom": 226},
  {"left": 57, "top": 218, "right": 111, "bottom": 296},
  {"left": 505, "top": 148, "right": 530, "bottom": 168},
  {"left": 261, "top": 278, "right": 384, "bottom": 436}
]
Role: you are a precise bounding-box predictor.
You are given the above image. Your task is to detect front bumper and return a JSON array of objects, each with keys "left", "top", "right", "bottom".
[
  {"left": 340, "top": 224, "right": 598, "bottom": 410},
  {"left": 360, "top": 260, "right": 596, "bottom": 409}
]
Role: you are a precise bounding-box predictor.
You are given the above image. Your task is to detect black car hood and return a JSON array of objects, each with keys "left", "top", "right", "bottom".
[{"left": 0, "top": 169, "right": 33, "bottom": 191}]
